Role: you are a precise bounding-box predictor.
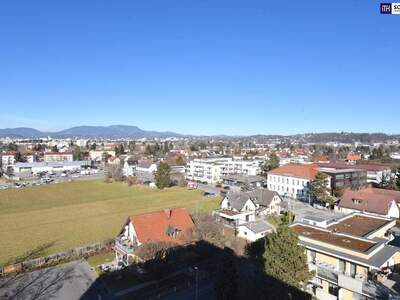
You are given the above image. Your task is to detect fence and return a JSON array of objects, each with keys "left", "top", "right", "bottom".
[{"left": 1, "top": 239, "right": 115, "bottom": 276}]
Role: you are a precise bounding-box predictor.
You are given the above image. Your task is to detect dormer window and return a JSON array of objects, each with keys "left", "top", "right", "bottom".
[{"left": 165, "top": 225, "right": 182, "bottom": 239}]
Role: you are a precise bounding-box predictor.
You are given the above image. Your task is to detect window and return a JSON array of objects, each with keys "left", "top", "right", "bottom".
[
  {"left": 328, "top": 283, "right": 339, "bottom": 296},
  {"left": 339, "top": 259, "right": 346, "bottom": 274},
  {"left": 349, "top": 263, "right": 356, "bottom": 278},
  {"left": 309, "top": 250, "right": 316, "bottom": 263}
]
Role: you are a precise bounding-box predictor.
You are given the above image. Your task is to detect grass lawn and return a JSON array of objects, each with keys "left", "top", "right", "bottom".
[
  {"left": 87, "top": 251, "right": 115, "bottom": 268},
  {"left": 0, "top": 180, "right": 220, "bottom": 266}
]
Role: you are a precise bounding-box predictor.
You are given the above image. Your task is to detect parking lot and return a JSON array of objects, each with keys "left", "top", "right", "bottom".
[{"left": 0, "top": 169, "right": 104, "bottom": 190}]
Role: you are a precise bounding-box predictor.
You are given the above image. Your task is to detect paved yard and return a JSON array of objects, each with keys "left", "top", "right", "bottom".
[
  {"left": 0, "top": 260, "right": 100, "bottom": 300},
  {"left": 281, "top": 197, "right": 344, "bottom": 221}
]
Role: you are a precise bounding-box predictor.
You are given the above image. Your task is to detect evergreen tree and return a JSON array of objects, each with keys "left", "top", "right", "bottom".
[
  {"left": 396, "top": 168, "right": 400, "bottom": 191},
  {"left": 15, "top": 151, "right": 26, "bottom": 162},
  {"left": 309, "top": 171, "right": 333, "bottom": 205},
  {"left": 155, "top": 162, "right": 171, "bottom": 189},
  {"left": 268, "top": 152, "right": 280, "bottom": 170},
  {"left": 73, "top": 146, "right": 82, "bottom": 160},
  {"left": 264, "top": 226, "right": 312, "bottom": 289}
]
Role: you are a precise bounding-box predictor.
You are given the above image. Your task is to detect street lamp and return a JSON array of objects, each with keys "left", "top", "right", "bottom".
[{"left": 194, "top": 266, "right": 199, "bottom": 300}]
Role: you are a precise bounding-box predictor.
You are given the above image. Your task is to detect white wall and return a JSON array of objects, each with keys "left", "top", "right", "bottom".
[{"left": 236, "top": 226, "right": 268, "bottom": 241}]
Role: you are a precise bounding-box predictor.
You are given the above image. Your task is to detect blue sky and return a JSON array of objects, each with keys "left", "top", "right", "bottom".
[{"left": 0, "top": 0, "right": 399, "bottom": 135}]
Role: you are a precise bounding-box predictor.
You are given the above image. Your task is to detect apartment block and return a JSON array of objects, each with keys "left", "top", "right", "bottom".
[{"left": 291, "top": 213, "right": 400, "bottom": 300}]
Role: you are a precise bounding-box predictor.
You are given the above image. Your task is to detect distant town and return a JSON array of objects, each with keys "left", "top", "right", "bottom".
[{"left": 1, "top": 127, "right": 400, "bottom": 299}]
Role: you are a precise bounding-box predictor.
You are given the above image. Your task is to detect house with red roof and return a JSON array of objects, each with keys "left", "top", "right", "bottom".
[
  {"left": 115, "top": 208, "right": 195, "bottom": 265},
  {"left": 337, "top": 187, "right": 400, "bottom": 219}
]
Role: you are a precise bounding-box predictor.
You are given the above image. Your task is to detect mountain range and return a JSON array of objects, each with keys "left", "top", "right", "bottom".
[
  {"left": 0, "top": 126, "right": 399, "bottom": 143},
  {"left": 0, "top": 125, "right": 184, "bottom": 138}
]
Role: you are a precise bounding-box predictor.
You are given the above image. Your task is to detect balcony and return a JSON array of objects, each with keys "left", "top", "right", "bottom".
[
  {"left": 115, "top": 235, "right": 136, "bottom": 254},
  {"left": 315, "top": 263, "right": 392, "bottom": 299},
  {"left": 316, "top": 263, "right": 338, "bottom": 283}
]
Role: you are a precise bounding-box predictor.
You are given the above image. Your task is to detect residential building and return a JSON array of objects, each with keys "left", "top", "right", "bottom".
[
  {"left": 236, "top": 220, "right": 273, "bottom": 241},
  {"left": 318, "top": 167, "right": 368, "bottom": 193},
  {"left": 187, "top": 157, "right": 262, "bottom": 184},
  {"left": 89, "top": 150, "right": 116, "bottom": 162},
  {"left": 43, "top": 152, "right": 73, "bottom": 162},
  {"left": 267, "top": 163, "right": 330, "bottom": 200},
  {"left": 318, "top": 162, "right": 393, "bottom": 185},
  {"left": 291, "top": 213, "right": 400, "bottom": 300},
  {"left": 346, "top": 152, "right": 362, "bottom": 163},
  {"left": 337, "top": 188, "right": 400, "bottom": 219},
  {"left": 221, "top": 174, "right": 266, "bottom": 191},
  {"left": 115, "top": 208, "right": 195, "bottom": 266},
  {"left": 214, "top": 188, "right": 281, "bottom": 227},
  {"left": 136, "top": 159, "right": 158, "bottom": 173},
  {"left": 1, "top": 152, "right": 16, "bottom": 171}
]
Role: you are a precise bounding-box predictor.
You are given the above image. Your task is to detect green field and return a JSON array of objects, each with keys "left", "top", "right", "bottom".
[{"left": 0, "top": 180, "right": 220, "bottom": 266}]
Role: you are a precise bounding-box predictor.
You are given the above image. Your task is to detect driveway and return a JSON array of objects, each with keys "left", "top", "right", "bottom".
[
  {"left": 0, "top": 260, "right": 98, "bottom": 300},
  {"left": 196, "top": 183, "right": 221, "bottom": 196},
  {"left": 281, "top": 197, "right": 344, "bottom": 221}
]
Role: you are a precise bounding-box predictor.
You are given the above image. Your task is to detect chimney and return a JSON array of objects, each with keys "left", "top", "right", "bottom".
[{"left": 164, "top": 209, "right": 172, "bottom": 219}]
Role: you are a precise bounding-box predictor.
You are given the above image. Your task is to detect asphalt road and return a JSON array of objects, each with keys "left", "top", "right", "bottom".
[
  {"left": 196, "top": 183, "right": 221, "bottom": 195},
  {"left": 0, "top": 260, "right": 98, "bottom": 300},
  {"left": 281, "top": 197, "right": 343, "bottom": 221}
]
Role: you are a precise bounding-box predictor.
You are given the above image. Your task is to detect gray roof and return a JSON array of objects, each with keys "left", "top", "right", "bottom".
[
  {"left": 225, "top": 192, "right": 251, "bottom": 211},
  {"left": 248, "top": 189, "right": 280, "bottom": 207},
  {"left": 14, "top": 161, "right": 89, "bottom": 168},
  {"left": 240, "top": 220, "right": 273, "bottom": 234},
  {"left": 225, "top": 188, "right": 280, "bottom": 211},
  {"left": 222, "top": 174, "right": 266, "bottom": 183},
  {"left": 302, "top": 214, "right": 330, "bottom": 223}
]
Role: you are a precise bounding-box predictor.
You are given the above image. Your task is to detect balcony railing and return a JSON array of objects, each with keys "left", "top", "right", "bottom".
[
  {"left": 316, "top": 264, "right": 338, "bottom": 283},
  {"left": 315, "top": 263, "right": 393, "bottom": 299},
  {"left": 115, "top": 236, "right": 136, "bottom": 254}
]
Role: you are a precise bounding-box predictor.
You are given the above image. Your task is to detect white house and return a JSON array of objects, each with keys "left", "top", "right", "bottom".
[
  {"left": 136, "top": 160, "right": 158, "bottom": 173},
  {"left": 89, "top": 150, "right": 116, "bottom": 162},
  {"left": 214, "top": 188, "right": 282, "bottom": 227},
  {"left": 236, "top": 220, "right": 273, "bottom": 242}
]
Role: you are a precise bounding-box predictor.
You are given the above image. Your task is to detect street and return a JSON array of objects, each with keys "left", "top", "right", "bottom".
[{"left": 0, "top": 260, "right": 99, "bottom": 300}]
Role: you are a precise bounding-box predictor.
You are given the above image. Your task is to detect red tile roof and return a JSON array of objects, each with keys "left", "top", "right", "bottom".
[
  {"left": 339, "top": 188, "right": 400, "bottom": 215},
  {"left": 130, "top": 208, "right": 194, "bottom": 245},
  {"left": 268, "top": 163, "right": 319, "bottom": 180},
  {"left": 347, "top": 153, "right": 362, "bottom": 161}
]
